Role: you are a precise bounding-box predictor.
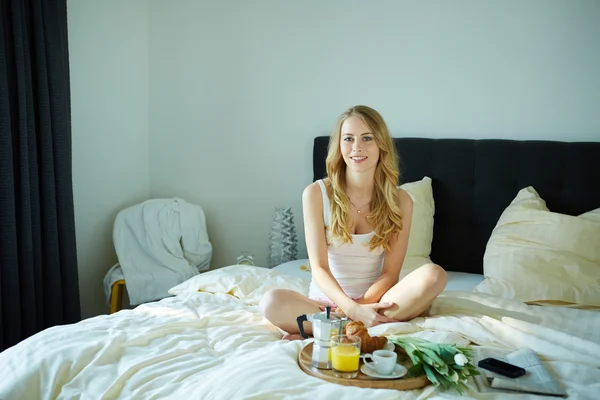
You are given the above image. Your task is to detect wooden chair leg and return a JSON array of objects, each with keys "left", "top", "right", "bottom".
[{"left": 110, "top": 280, "right": 125, "bottom": 314}]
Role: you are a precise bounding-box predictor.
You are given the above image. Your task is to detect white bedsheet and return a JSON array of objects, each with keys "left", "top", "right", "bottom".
[{"left": 1, "top": 274, "right": 599, "bottom": 400}]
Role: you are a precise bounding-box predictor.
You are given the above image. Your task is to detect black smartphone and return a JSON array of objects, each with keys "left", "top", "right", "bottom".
[{"left": 478, "top": 358, "right": 526, "bottom": 378}]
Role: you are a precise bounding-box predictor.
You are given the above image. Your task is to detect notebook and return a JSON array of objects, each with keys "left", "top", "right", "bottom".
[{"left": 472, "top": 347, "right": 566, "bottom": 397}]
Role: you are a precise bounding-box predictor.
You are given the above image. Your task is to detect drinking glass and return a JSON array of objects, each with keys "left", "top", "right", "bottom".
[{"left": 330, "top": 334, "right": 361, "bottom": 379}]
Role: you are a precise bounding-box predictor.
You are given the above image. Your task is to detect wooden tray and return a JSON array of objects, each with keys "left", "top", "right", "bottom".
[{"left": 298, "top": 342, "right": 430, "bottom": 390}]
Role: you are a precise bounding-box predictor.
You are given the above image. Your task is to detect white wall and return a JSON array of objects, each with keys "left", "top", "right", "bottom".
[
  {"left": 69, "top": 0, "right": 150, "bottom": 318},
  {"left": 69, "top": 0, "right": 600, "bottom": 316},
  {"left": 148, "top": 0, "right": 600, "bottom": 269}
]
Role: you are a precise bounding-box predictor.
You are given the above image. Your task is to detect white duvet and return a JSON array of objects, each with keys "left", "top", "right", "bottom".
[{"left": 1, "top": 270, "right": 599, "bottom": 400}]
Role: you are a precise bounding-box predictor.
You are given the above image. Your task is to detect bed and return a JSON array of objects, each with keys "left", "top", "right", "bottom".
[{"left": 1, "top": 137, "right": 599, "bottom": 400}]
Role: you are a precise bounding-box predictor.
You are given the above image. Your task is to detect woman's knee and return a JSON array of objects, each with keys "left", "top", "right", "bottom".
[
  {"left": 259, "top": 288, "right": 291, "bottom": 320},
  {"left": 421, "top": 263, "right": 447, "bottom": 293}
]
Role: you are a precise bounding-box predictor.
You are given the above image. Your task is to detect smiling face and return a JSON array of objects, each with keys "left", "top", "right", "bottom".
[{"left": 340, "top": 115, "right": 380, "bottom": 173}]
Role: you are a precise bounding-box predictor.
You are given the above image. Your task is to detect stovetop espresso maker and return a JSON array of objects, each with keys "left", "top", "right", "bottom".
[{"left": 297, "top": 307, "right": 349, "bottom": 369}]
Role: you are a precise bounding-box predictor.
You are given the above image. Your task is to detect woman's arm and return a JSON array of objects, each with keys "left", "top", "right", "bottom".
[
  {"left": 356, "top": 188, "right": 414, "bottom": 305},
  {"left": 303, "top": 182, "right": 356, "bottom": 311}
]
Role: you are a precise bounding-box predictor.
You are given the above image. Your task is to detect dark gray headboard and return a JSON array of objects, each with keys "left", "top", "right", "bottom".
[{"left": 313, "top": 137, "right": 600, "bottom": 274}]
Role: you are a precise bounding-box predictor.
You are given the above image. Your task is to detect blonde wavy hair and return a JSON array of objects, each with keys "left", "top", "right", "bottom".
[{"left": 324, "top": 105, "right": 403, "bottom": 252}]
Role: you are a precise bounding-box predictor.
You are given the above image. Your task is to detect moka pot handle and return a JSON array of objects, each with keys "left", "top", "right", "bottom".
[
  {"left": 296, "top": 307, "right": 331, "bottom": 339},
  {"left": 296, "top": 315, "right": 308, "bottom": 339}
]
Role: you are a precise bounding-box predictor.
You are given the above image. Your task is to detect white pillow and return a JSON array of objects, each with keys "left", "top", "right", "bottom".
[
  {"left": 399, "top": 176, "right": 435, "bottom": 273},
  {"left": 271, "top": 259, "right": 312, "bottom": 281},
  {"left": 168, "top": 264, "right": 309, "bottom": 305},
  {"left": 474, "top": 186, "right": 600, "bottom": 307}
]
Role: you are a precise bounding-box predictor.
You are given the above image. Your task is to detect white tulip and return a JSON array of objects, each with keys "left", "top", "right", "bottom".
[
  {"left": 450, "top": 370, "right": 460, "bottom": 382},
  {"left": 454, "top": 353, "right": 468, "bottom": 366}
]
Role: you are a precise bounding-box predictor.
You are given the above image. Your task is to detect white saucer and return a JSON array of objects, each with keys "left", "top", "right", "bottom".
[
  {"left": 360, "top": 340, "right": 394, "bottom": 357},
  {"left": 360, "top": 363, "right": 407, "bottom": 379}
]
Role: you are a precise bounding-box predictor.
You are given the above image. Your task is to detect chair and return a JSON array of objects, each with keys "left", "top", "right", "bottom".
[
  {"left": 110, "top": 280, "right": 126, "bottom": 314},
  {"left": 104, "top": 198, "right": 212, "bottom": 314}
]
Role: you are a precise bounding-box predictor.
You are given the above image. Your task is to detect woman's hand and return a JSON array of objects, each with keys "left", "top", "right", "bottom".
[
  {"left": 318, "top": 305, "right": 347, "bottom": 317},
  {"left": 345, "top": 302, "right": 399, "bottom": 328}
]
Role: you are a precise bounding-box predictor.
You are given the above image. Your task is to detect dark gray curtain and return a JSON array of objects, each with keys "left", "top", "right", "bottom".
[{"left": 0, "top": 0, "right": 81, "bottom": 351}]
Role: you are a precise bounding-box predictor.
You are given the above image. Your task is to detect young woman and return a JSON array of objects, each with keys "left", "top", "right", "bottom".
[{"left": 259, "top": 105, "right": 447, "bottom": 339}]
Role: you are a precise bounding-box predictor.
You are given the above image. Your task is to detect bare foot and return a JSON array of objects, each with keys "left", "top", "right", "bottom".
[{"left": 282, "top": 333, "right": 306, "bottom": 341}]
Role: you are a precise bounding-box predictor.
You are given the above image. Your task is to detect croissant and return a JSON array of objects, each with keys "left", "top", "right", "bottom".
[{"left": 344, "top": 321, "right": 388, "bottom": 353}]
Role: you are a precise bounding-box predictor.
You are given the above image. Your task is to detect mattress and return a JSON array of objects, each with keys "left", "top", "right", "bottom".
[
  {"left": 1, "top": 265, "right": 598, "bottom": 400},
  {"left": 272, "top": 259, "right": 485, "bottom": 292}
]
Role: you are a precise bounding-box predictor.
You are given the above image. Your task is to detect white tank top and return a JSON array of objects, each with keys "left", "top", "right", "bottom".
[{"left": 308, "top": 180, "right": 385, "bottom": 302}]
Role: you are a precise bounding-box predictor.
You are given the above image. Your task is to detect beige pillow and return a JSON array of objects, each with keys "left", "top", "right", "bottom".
[
  {"left": 399, "top": 176, "right": 435, "bottom": 274},
  {"left": 474, "top": 186, "right": 600, "bottom": 307}
]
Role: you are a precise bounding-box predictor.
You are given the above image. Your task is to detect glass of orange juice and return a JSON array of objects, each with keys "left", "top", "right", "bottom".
[{"left": 330, "top": 334, "right": 361, "bottom": 379}]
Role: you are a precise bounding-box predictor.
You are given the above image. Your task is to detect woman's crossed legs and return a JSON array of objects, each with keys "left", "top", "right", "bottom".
[{"left": 259, "top": 263, "right": 447, "bottom": 339}]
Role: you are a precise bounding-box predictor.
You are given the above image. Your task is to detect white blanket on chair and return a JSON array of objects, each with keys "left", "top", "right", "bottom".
[{"left": 108, "top": 197, "right": 212, "bottom": 305}]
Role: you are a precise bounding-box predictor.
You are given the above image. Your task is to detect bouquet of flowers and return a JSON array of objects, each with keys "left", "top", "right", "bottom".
[{"left": 387, "top": 335, "right": 480, "bottom": 395}]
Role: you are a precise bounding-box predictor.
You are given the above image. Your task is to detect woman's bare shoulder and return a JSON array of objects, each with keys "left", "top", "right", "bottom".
[
  {"left": 396, "top": 187, "right": 414, "bottom": 210},
  {"left": 303, "top": 181, "right": 323, "bottom": 203}
]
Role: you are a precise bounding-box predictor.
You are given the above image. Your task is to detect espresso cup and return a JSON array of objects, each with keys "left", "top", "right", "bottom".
[{"left": 363, "top": 349, "right": 397, "bottom": 375}]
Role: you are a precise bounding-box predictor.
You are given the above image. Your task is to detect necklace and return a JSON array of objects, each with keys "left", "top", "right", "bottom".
[{"left": 350, "top": 200, "right": 371, "bottom": 214}]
